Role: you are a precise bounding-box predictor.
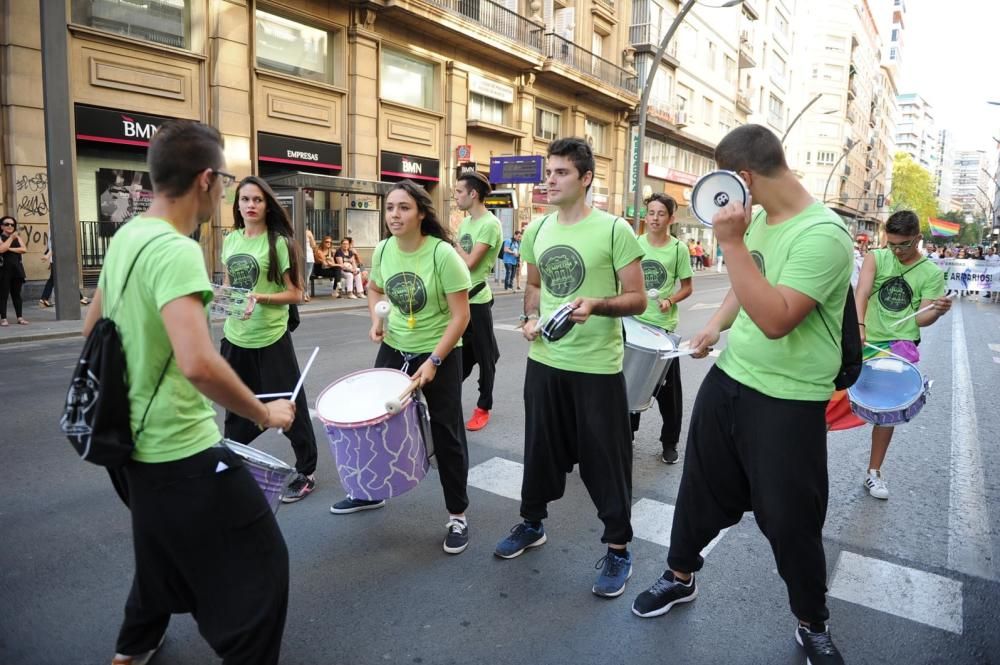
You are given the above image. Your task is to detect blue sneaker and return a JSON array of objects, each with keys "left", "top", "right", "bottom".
[
  {"left": 592, "top": 550, "right": 633, "bottom": 597},
  {"left": 494, "top": 522, "right": 547, "bottom": 559}
]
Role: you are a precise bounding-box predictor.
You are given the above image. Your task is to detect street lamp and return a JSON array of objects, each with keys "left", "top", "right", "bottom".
[
  {"left": 780, "top": 93, "right": 837, "bottom": 145},
  {"left": 631, "top": 0, "right": 744, "bottom": 230},
  {"left": 822, "top": 139, "right": 859, "bottom": 205}
]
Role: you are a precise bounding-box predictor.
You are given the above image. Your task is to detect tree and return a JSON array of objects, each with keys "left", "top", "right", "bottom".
[{"left": 889, "top": 152, "right": 937, "bottom": 235}]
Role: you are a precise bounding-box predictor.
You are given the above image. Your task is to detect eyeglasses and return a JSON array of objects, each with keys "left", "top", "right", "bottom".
[
  {"left": 887, "top": 238, "right": 917, "bottom": 250},
  {"left": 211, "top": 170, "right": 236, "bottom": 187}
]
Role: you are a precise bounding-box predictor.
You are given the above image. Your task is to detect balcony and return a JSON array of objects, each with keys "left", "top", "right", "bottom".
[
  {"left": 847, "top": 78, "right": 858, "bottom": 99},
  {"left": 738, "top": 31, "right": 756, "bottom": 68},
  {"left": 543, "top": 32, "right": 638, "bottom": 97},
  {"left": 736, "top": 90, "right": 752, "bottom": 113},
  {"left": 386, "top": 0, "right": 544, "bottom": 66},
  {"left": 629, "top": 23, "right": 681, "bottom": 67}
]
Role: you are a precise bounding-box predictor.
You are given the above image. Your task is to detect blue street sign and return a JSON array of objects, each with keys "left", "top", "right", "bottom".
[{"left": 489, "top": 156, "right": 544, "bottom": 184}]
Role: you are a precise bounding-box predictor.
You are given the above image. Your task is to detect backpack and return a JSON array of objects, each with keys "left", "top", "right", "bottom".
[
  {"left": 498, "top": 239, "right": 507, "bottom": 260},
  {"left": 806, "top": 222, "right": 862, "bottom": 390},
  {"left": 61, "top": 234, "right": 173, "bottom": 468}
]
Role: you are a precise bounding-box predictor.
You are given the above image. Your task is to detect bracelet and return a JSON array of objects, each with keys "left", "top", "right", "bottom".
[{"left": 858, "top": 323, "right": 866, "bottom": 327}]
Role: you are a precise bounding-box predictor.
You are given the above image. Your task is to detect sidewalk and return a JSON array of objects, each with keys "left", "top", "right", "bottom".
[{"left": 1, "top": 269, "right": 727, "bottom": 347}]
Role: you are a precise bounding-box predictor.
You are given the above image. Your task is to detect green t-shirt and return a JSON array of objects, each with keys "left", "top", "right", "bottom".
[
  {"left": 716, "top": 203, "right": 853, "bottom": 401},
  {"left": 221, "top": 229, "right": 292, "bottom": 349},
  {"left": 98, "top": 217, "right": 220, "bottom": 463},
  {"left": 457, "top": 211, "right": 503, "bottom": 305},
  {"left": 865, "top": 248, "right": 945, "bottom": 343},
  {"left": 521, "top": 209, "right": 644, "bottom": 374},
  {"left": 635, "top": 234, "right": 693, "bottom": 332},
  {"left": 371, "top": 235, "right": 472, "bottom": 354}
]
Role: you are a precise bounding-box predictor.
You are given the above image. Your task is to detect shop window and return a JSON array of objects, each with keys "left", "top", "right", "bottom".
[
  {"left": 469, "top": 93, "right": 506, "bottom": 125},
  {"left": 256, "top": 9, "right": 337, "bottom": 84},
  {"left": 381, "top": 49, "right": 436, "bottom": 109},
  {"left": 585, "top": 119, "right": 607, "bottom": 154},
  {"left": 535, "top": 107, "right": 561, "bottom": 141},
  {"left": 71, "top": 0, "right": 190, "bottom": 49}
]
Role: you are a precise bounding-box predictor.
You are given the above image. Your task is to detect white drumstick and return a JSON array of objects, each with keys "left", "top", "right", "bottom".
[
  {"left": 385, "top": 377, "right": 422, "bottom": 415},
  {"left": 864, "top": 342, "right": 911, "bottom": 364},
  {"left": 256, "top": 392, "right": 293, "bottom": 399},
  {"left": 375, "top": 300, "right": 391, "bottom": 334},
  {"left": 278, "top": 346, "right": 319, "bottom": 434},
  {"left": 647, "top": 288, "right": 660, "bottom": 300},
  {"left": 891, "top": 294, "right": 952, "bottom": 328},
  {"left": 662, "top": 347, "right": 700, "bottom": 360}
]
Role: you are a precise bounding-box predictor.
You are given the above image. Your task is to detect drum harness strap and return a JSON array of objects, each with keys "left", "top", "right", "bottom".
[{"left": 866, "top": 256, "right": 929, "bottom": 343}]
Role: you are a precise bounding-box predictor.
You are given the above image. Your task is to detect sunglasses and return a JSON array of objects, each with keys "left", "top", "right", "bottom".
[
  {"left": 1, "top": 222, "right": 14, "bottom": 227},
  {"left": 887, "top": 238, "right": 917, "bottom": 250}
]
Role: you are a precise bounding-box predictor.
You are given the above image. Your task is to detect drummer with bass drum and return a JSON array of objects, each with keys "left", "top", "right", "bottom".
[
  {"left": 630, "top": 193, "right": 693, "bottom": 464},
  {"left": 825, "top": 210, "right": 949, "bottom": 500},
  {"left": 328, "top": 180, "right": 474, "bottom": 556}
]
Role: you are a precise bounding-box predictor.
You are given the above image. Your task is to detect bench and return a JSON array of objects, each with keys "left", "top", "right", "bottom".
[{"left": 309, "top": 265, "right": 342, "bottom": 298}]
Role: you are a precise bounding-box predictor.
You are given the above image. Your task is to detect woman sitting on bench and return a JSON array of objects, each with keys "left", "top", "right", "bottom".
[{"left": 313, "top": 235, "right": 342, "bottom": 297}]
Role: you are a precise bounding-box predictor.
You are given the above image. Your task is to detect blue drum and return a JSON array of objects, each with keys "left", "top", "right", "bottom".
[{"left": 847, "top": 357, "right": 929, "bottom": 426}]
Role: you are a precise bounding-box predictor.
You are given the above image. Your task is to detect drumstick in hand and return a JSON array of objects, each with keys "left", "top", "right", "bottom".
[
  {"left": 891, "top": 294, "right": 953, "bottom": 328},
  {"left": 374, "top": 300, "right": 391, "bottom": 335},
  {"left": 385, "top": 378, "right": 422, "bottom": 415},
  {"left": 278, "top": 346, "right": 319, "bottom": 434}
]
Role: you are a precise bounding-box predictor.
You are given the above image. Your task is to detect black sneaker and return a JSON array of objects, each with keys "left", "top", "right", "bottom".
[
  {"left": 631, "top": 570, "right": 697, "bottom": 618},
  {"left": 443, "top": 518, "right": 469, "bottom": 554},
  {"left": 661, "top": 447, "right": 679, "bottom": 465},
  {"left": 330, "top": 497, "right": 386, "bottom": 514},
  {"left": 281, "top": 473, "right": 315, "bottom": 503},
  {"left": 795, "top": 623, "right": 845, "bottom": 665}
]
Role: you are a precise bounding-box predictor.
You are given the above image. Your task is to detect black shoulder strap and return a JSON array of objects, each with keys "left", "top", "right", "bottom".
[
  {"left": 868, "top": 254, "right": 930, "bottom": 302},
  {"left": 107, "top": 232, "right": 174, "bottom": 319},
  {"left": 800, "top": 221, "right": 853, "bottom": 344}
]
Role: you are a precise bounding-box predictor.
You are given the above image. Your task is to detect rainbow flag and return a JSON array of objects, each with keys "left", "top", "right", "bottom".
[{"left": 929, "top": 217, "right": 960, "bottom": 236}]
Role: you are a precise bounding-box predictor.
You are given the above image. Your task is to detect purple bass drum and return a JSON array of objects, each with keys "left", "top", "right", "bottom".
[{"left": 316, "top": 368, "right": 434, "bottom": 501}]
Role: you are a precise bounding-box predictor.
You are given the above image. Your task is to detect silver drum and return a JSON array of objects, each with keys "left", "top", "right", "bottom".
[{"left": 622, "top": 317, "right": 678, "bottom": 413}]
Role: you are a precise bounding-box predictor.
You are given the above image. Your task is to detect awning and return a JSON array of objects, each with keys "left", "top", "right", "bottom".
[{"left": 264, "top": 172, "right": 395, "bottom": 196}]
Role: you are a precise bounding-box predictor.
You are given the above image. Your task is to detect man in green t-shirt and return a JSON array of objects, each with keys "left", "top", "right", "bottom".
[
  {"left": 853, "top": 210, "right": 950, "bottom": 500},
  {"left": 493, "top": 138, "right": 646, "bottom": 599},
  {"left": 631, "top": 192, "right": 694, "bottom": 464},
  {"left": 82, "top": 121, "right": 295, "bottom": 664},
  {"left": 453, "top": 172, "right": 503, "bottom": 431},
  {"left": 631, "top": 125, "right": 850, "bottom": 665}
]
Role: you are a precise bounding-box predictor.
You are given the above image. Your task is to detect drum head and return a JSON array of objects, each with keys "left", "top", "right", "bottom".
[
  {"left": 690, "top": 170, "right": 748, "bottom": 227},
  {"left": 541, "top": 303, "right": 577, "bottom": 342},
  {"left": 224, "top": 440, "right": 293, "bottom": 471},
  {"left": 847, "top": 358, "right": 924, "bottom": 410},
  {"left": 622, "top": 317, "right": 676, "bottom": 351},
  {"left": 317, "top": 368, "right": 413, "bottom": 425}
]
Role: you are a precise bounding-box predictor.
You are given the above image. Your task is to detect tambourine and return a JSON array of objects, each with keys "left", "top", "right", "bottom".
[
  {"left": 539, "top": 303, "right": 577, "bottom": 342},
  {"left": 690, "top": 170, "right": 749, "bottom": 227},
  {"left": 210, "top": 284, "right": 256, "bottom": 320}
]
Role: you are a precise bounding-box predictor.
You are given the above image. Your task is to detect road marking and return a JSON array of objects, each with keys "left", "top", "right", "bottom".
[
  {"left": 688, "top": 302, "right": 722, "bottom": 311},
  {"left": 948, "top": 304, "right": 996, "bottom": 580},
  {"left": 631, "top": 497, "right": 728, "bottom": 555},
  {"left": 467, "top": 456, "right": 524, "bottom": 501},
  {"left": 829, "top": 551, "right": 963, "bottom": 634},
  {"left": 988, "top": 343, "right": 1000, "bottom": 353},
  {"left": 494, "top": 323, "right": 523, "bottom": 332},
  {"left": 994, "top": 357, "right": 1000, "bottom": 364}
]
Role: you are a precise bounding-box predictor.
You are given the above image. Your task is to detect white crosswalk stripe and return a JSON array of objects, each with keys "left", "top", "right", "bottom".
[{"left": 631, "top": 497, "right": 728, "bottom": 556}]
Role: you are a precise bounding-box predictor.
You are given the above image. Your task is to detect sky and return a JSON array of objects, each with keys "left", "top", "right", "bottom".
[{"left": 901, "top": 0, "right": 1000, "bottom": 157}]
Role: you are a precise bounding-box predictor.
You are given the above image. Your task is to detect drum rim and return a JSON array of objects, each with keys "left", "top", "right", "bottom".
[
  {"left": 223, "top": 439, "right": 295, "bottom": 471},
  {"left": 316, "top": 367, "right": 414, "bottom": 427},
  {"left": 623, "top": 317, "right": 677, "bottom": 352},
  {"left": 690, "top": 169, "right": 748, "bottom": 226},
  {"left": 847, "top": 358, "right": 927, "bottom": 413}
]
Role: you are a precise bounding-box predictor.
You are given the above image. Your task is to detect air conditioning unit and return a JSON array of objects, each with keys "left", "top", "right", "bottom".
[
  {"left": 740, "top": 30, "right": 751, "bottom": 43},
  {"left": 675, "top": 111, "right": 689, "bottom": 128}
]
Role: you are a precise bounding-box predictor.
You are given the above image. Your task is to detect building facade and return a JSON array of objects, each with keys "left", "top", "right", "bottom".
[
  {"left": 894, "top": 92, "right": 938, "bottom": 173},
  {"left": 1, "top": 0, "right": 639, "bottom": 285},
  {"left": 951, "top": 149, "right": 992, "bottom": 218},
  {"left": 935, "top": 128, "right": 955, "bottom": 213}
]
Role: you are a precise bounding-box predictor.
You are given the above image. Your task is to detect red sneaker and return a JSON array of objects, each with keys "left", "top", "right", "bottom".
[{"left": 465, "top": 407, "right": 490, "bottom": 431}]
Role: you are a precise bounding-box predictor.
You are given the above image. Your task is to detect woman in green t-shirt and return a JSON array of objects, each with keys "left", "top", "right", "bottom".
[
  {"left": 329, "top": 180, "right": 474, "bottom": 556},
  {"left": 220, "top": 176, "right": 319, "bottom": 503}
]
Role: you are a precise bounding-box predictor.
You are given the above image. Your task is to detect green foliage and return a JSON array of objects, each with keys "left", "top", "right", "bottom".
[{"left": 890, "top": 152, "right": 938, "bottom": 235}]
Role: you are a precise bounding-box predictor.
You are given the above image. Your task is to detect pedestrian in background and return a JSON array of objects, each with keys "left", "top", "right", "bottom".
[
  {"left": 501, "top": 230, "right": 521, "bottom": 291},
  {"left": 0, "top": 215, "right": 28, "bottom": 326}
]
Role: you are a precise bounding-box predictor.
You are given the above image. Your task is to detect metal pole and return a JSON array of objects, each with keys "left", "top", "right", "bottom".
[
  {"left": 781, "top": 93, "right": 823, "bottom": 145},
  {"left": 39, "top": 0, "right": 81, "bottom": 320},
  {"left": 633, "top": 0, "right": 700, "bottom": 232},
  {"left": 822, "top": 141, "right": 858, "bottom": 205}
]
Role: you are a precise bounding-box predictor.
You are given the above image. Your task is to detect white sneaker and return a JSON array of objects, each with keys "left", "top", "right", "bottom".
[{"left": 864, "top": 469, "right": 889, "bottom": 500}]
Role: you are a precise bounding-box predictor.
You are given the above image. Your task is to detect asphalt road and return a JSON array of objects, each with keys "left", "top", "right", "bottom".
[{"left": 2, "top": 272, "right": 998, "bottom": 665}]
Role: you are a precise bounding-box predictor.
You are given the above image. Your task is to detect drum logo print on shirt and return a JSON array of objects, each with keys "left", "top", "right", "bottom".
[
  {"left": 226, "top": 253, "right": 260, "bottom": 290},
  {"left": 385, "top": 272, "right": 428, "bottom": 313},
  {"left": 538, "top": 245, "right": 585, "bottom": 297},
  {"left": 459, "top": 233, "right": 474, "bottom": 254},
  {"left": 750, "top": 250, "right": 766, "bottom": 276},
  {"left": 878, "top": 276, "right": 913, "bottom": 312},
  {"left": 641, "top": 259, "right": 668, "bottom": 290}
]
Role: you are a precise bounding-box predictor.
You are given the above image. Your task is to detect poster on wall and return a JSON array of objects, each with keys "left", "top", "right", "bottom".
[{"left": 97, "top": 169, "right": 154, "bottom": 225}]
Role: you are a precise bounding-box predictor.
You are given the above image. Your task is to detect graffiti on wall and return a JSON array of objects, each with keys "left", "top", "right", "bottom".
[{"left": 15, "top": 171, "right": 49, "bottom": 218}]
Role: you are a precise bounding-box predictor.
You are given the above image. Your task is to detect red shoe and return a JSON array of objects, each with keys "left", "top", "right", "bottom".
[{"left": 465, "top": 407, "right": 490, "bottom": 431}]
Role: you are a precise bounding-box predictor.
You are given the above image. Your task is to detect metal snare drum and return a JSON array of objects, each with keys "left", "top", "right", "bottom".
[
  {"left": 622, "top": 317, "right": 678, "bottom": 413},
  {"left": 223, "top": 440, "right": 296, "bottom": 514},
  {"left": 847, "top": 357, "right": 929, "bottom": 426}
]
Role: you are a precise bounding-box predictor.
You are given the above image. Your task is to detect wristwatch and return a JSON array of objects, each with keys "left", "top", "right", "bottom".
[{"left": 429, "top": 354, "right": 443, "bottom": 367}]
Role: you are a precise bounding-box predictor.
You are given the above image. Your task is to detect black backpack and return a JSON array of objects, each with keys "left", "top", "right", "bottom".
[
  {"left": 809, "top": 223, "right": 862, "bottom": 390},
  {"left": 61, "top": 234, "right": 172, "bottom": 468}
]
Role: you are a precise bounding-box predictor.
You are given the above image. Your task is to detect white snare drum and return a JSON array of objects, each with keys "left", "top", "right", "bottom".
[
  {"left": 224, "top": 440, "right": 295, "bottom": 514},
  {"left": 622, "top": 317, "right": 678, "bottom": 412},
  {"left": 316, "top": 368, "right": 433, "bottom": 501},
  {"left": 690, "top": 170, "right": 749, "bottom": 227},
  {"left": 848, "top": 357, "right": 929, "bottom": 426}
]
